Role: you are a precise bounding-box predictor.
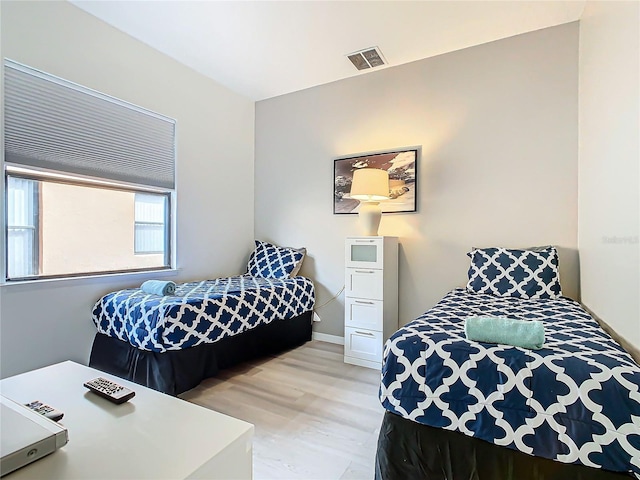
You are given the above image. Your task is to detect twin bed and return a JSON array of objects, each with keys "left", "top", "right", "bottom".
[
  {"left": 376, "top": 246, "right": 640, "bottom": 479},
  {"left": 89, "top": 241, "right": 315, "bottom": 395}
]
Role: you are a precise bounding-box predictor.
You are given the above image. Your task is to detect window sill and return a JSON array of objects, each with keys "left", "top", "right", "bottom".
[{"left": 0, "top": 268, "right": 180, "bottom": 288}]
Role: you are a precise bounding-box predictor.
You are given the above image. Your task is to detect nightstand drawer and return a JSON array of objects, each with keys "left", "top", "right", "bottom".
[
  {"left": 344, "top": 327, "right": 383, "bottom": 363},
  {"left": 345, "top": 268, "right": 383, "bottom": 300},
  {"left": 345, "top": 298, "right": 383, "bottom": 331},
  {"left": 346, "top": 237, "right": 384, "bottom": 269}
]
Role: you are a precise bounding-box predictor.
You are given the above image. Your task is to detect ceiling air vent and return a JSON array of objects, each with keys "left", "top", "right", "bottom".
[{"left": 347, "top": 47, "right": 386, "bottom": 71}]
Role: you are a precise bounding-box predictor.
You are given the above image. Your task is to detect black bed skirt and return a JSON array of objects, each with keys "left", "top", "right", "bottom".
[
  {"left": 89, "top": 311, "right": 313, "bottom": 396},
  {"left": 375, "top": 411, "right": 633, "bottom": 480}
]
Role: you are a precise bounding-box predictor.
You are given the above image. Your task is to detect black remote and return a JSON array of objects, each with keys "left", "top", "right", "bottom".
[
  {"left": 83, "top": 377, "right": 135, "bottom": 404},
  {"left": 25, "top": 400, "right": 64, "bottom": 422}
]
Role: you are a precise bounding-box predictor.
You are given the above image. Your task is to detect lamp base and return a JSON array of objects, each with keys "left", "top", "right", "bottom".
[{"left": 358, "top": 202, "right": 382, "bottom": 236}]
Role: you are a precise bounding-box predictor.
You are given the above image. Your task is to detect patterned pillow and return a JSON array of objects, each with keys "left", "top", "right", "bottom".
[
  {"left": 466, "top": 246, "right": 562, "bottom": 299},
  {"left": 247, "top": 241, "right": 306, "bottom": 279}
]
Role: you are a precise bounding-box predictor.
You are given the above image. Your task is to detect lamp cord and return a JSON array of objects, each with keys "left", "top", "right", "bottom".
[{"left": 314, "top": 285, "right": 345, "bottom": 311}]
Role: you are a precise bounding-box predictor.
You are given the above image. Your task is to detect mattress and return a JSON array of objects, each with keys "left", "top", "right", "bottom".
[
  {"left": 92, "top": 275, "right": 315, "bottom": 353},
  {"left": 379, "top": 288, "right": 640, "bottom": 477}
]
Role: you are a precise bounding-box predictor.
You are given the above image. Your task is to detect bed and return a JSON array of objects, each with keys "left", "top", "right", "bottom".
[
  {"left": 89, "top": 241, "right": 315, "bottom": 395},
  {"left": 376, "top": 246, "right": 640, "bottom": 479}
]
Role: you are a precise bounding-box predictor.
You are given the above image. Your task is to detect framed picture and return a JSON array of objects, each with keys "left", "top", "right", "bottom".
[{"left": 333, "top": 148, "right": 418, "bottom": 214}]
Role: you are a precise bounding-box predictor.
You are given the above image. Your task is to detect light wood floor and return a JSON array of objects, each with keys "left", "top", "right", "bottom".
[{"left": 180, "top": 341, "right": 384, "bottom": 480}]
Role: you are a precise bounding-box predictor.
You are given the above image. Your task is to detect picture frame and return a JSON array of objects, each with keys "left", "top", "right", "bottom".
[{"left": 333, "top": 148, "right": 418, "bottom": 214}]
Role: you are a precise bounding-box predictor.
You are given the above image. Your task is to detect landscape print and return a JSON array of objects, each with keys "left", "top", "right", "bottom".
[{"left": 333, "top": 149, "right": 417, "bottom": 214}]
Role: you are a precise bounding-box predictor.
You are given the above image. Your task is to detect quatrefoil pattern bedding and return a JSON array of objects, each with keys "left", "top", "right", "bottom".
[
  {"left": 380, "top": 288, "right": 640, "bottom": 477},
  {"left": 467, "top": 246, "right": 562, "bottom": 299},
  {"left": 247, "top": 241, "right": 305, "bottom": 278},
  {"left": 92, "top": 276, "right": 315, "bottom": 352}
]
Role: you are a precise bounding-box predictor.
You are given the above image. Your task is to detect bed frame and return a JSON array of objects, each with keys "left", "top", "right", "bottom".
[
  {"left": 89, "top": 311, "right": 313, "bottom": 396},
  {"left": 376, "top": 411, "right": 633, "bottom": 480}
]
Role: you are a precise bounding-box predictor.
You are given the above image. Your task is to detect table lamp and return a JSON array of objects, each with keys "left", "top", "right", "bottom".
[{"left": 350, "top": 168, "right": 390, "bottom": 236}]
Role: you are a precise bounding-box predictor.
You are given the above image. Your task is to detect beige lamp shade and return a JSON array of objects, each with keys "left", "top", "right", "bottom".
[{"left": 350, "top": 168, "right": 390, "bottom": 201}]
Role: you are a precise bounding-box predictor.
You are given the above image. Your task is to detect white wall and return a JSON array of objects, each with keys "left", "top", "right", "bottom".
[
  {"left": 0, "top": 1, "right": 255, "bottom": 378},
  {"left": 578, "top": 2, "right": 640, "bottom": 350},
  {"left": 255, "top": 24, "right": 580, "bottom": 338}
]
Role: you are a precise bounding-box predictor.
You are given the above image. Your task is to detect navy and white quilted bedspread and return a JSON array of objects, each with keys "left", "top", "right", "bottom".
[
  {"left": 380, "top": 288, "right": 640, "bottom": 477},
  {"left": 92, "top": 276, "right": 315, "bottom": 353}
]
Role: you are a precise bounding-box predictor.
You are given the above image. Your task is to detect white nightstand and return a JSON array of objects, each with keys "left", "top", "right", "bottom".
[{"left": 344, "top": 236, "right": 398, "bottom": 369}]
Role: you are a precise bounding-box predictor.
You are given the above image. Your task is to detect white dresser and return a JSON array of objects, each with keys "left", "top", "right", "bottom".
[
  {"left": 344, "top": 236, "right": 398, "bottom": 369},
  {"left": 0, "top": 361, "right": 253, "bottom": 479}
]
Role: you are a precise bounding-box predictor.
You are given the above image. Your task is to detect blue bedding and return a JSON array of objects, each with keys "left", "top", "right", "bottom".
[
  {"left": 380, "top": 288, "right": 640, "bottom": 477},
  {"left": 92, "top": 276, "right": 315, "bottom": 353}
]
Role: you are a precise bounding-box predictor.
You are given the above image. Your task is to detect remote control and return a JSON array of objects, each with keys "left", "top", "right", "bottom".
[
  {"left": 83, "top": 377, "right": 135, "bottom": 404},
  {"left": 25, "top": 400, "right": 64, "bottom": 422}
]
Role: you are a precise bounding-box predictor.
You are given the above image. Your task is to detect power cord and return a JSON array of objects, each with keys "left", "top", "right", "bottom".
[{"left": 314, "top": 285, "right": 345, "bottom": 311}]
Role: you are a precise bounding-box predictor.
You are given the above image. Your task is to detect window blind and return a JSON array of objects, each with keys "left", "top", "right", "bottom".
[{"left": 4, "top": 59, "right": 176, "bottom": 189}]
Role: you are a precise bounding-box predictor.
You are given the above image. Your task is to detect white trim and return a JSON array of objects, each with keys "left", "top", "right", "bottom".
[
  {"left": 0, "top": 268, "right": 180, "bottom": 288},
  {"left": 312, "top": 332, "right": 344, "bottom": 345},
  {"left": 344, "top": 355, "right": 381, "bottom": 370},
  {"left": 6, "top": 164, "right": 171, "bottom": 194}
]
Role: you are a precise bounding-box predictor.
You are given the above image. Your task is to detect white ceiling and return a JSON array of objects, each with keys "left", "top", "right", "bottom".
[{"left": 70, "top": 1, "right": 586, "bottom": 101}]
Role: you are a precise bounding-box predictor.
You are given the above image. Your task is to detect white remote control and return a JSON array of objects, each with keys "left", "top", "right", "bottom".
[
  {"left": 83, "top": 377, "right": 135, "bottom": 404},
  {"left": 25, "top": 400, "right": 64, "bottom": 422}
]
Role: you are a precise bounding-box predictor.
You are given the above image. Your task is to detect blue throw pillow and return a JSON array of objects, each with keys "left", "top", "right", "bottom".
[
  {"left": 466, "top": 246, "right": 562, "bottom": 299},
  {"left": 247, "top": 241, "right": 306, "bottom": 279}
]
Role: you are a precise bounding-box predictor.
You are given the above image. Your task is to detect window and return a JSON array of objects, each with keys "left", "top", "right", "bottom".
[
  {"left": 3, "top": 59, "right": 176, "bottom": 281},
  {"left": 6, "top": 177, "right": 38, "bottom": 278},
  {"left": 135, "top": 193, "right": 168, "bottom": 255},
  {"left": 5, "top": 171, "right": 172, "bottom": 280}
]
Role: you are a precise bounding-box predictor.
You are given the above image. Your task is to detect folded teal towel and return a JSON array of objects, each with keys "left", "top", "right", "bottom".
[
  {"left": 141, "top": 280, "right": 176, "bottom": 296},
  {"left": 465, "top": 316, "right": 545, "bottom": 350}
]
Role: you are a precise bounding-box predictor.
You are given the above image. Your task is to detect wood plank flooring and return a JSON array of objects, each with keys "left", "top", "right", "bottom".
[{"left": 180, "top": 341, "right": 384, "bottom": 480}]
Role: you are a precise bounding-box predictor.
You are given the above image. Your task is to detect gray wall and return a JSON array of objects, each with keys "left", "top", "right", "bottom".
[
  {"left": 255, "top": 24, "right": 579, "bottom": 338},
  {"left": 578, "top": 2, "right": 639, "bottom": 349},
  {"left": 0, "top": 1, "right": 255, "bottom": 377}
]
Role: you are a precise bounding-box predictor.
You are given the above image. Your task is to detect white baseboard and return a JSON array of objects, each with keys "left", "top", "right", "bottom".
[{"left": 312, "top": 332, "right": 344, "bottom": 345}]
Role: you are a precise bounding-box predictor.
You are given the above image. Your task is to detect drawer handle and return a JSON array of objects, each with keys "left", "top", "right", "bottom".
[
  {"left": 355, "top": 300, "right": 374, "bottom": 305},
  {"left": 355, "top": 270, "right": 375, "bottom": 274},
  {"left": 355, "top": 330, "right": 375, "bottom": 337},
  {"left": 354, "top": 239, "right": 375, "bottom": 243}
]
